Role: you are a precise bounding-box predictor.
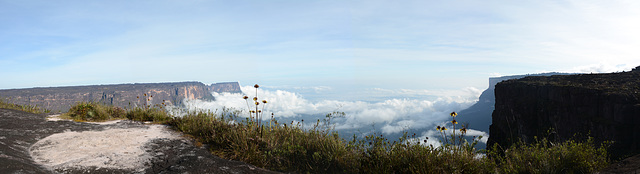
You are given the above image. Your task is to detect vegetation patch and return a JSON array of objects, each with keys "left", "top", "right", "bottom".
[
  {"left": 488, "top": 137, "right": 610, "bottom": 173},
  {"left": 62, "top": 102, "right": 126, "bottom": 122},
  {"left": 0, "top": 97, "right": 50, "bottom": 114}
]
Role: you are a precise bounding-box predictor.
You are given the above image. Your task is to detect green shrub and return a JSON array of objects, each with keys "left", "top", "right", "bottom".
[{"left": 64, "top": 102, "right": 124, "bottom": 121}]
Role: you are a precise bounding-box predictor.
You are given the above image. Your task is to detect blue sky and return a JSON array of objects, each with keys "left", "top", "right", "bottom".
[{"left": 2, "top": 0, "right": 640, "bottom": 93}]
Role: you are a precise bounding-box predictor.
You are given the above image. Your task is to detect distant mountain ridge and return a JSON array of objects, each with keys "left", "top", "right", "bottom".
[
  {"left": 458, "top": 72, "right": 572, "bottom": 133},
  {"left": 209, "top": 82, "right": 243, "bottom": 94},
  {"left": 0, "top": 81, "right": 242, "bottom": 113}
]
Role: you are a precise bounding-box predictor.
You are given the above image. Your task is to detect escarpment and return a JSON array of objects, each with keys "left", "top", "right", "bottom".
[
  {"left": 458, "top": 72, "right": 570, "bottom": 133},
  {"left": 488, "top": 67, "right": 640, "bottom": 158},
  {"left": 209, "top": 82, "right": 243, "bottom": 94},
  {"left": 0, "top": 81, "right": 218, "bottom": 113}
]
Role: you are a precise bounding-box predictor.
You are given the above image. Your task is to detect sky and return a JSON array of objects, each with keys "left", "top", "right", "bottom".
[
  {"left": 3, "top": 0, "right": 640, "bottom": 147},
  {"left": 2, "top": 0, "right": 640, "bottom": 92}
]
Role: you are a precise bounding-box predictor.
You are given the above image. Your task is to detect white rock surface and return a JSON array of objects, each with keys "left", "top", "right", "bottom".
[{"left": 29, "top": 125, "right": 178, "bottom": 171}]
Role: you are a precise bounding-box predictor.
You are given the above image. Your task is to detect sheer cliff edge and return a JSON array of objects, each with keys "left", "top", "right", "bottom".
[{"left": 488, "top": 67, "right": 640, "bottom": 158}]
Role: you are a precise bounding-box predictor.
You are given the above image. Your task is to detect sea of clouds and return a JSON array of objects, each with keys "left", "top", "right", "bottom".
[{"left": 183, "top": 85, "right": 487, "bottom": 147}]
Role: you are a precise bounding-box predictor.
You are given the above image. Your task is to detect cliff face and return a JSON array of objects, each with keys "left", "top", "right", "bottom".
[
  {"left": 0, "top": 82, "right": 214, "bottom": 113},
  {"left": 209, "top": 82, "right": 242, "bottom": 94},
  {"left": 488, "top": 69, "right": 640, "bottom": 157},
  {"left": 458, "top": 73, "right": 571, "bottom": 133}
]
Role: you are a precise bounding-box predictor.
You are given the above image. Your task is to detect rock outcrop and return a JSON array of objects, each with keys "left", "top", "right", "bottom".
[
  {"left": 0, "top": 108, "right": 277, "bottom": 174},
  {"left": 209, "top": 82, "right": 243, "bottom": 94},
  {"left": 0, "top": 82, "right": 215, "bottom": 113},
  {"left": 488, "top": 68, "right": 640, "bottom": 158}
]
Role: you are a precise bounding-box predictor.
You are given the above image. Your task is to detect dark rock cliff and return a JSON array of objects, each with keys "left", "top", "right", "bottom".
[
  {"left": 488, "top": 68, "right": 640, "bottom": 158},
  {"left": 0, "top": 82, "right": 215, "bottom": 113},
  {"left": 209, "top": 82, "right": 243, "bottom": 94},
  {"left": 458, "top": 73, "right": 571, "bottom": 133}
]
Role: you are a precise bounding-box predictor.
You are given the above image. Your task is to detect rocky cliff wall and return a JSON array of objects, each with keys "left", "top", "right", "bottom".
[
  {"left": 488, "top": 69, "right": 640, "bottom": 158},
  {"left": 458, "top": 73, "right": 571, "bottom": 133},
  {"left": 209, "top": 82, "right": 242, "bottom": 94},
  {"left": 0, "top": 82, "right": 214, "bottom": 113}
]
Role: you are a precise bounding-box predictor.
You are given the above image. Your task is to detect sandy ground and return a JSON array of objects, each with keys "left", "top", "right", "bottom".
[{"left": 29, "top": 125, "right": 178, "bottom": 172}]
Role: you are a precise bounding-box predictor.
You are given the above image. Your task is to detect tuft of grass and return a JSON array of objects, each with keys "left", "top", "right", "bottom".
[
  {"left": 489, "top": 137, "right": 610, "bottom": 173},
  {"left": 126, "top": 106, "right": 172, "bottom": 123},
  {"left": 0, "top": 97, "right": 50, "bottom": 114}
]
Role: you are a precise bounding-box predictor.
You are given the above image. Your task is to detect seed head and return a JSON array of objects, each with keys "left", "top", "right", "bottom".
[
  {"left": 262, "top": 100, "right": 267, "bottom": 104},
  {"left": 450, "top": 111, "right": 457, "bottom": 117},
  {"left": 255, "top": 102, "right": 260, "bottom": 105},
  {"left": 253, "top": 97, "right": 258, "bottom": 101},
  {"left": 254, "top": 84, "right": 259, "bottom": 88},
  {"left": 243, "top": 96, "right": 249, "bottom": 99}
]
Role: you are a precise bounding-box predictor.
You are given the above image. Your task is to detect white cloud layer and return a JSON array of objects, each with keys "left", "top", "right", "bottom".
[
  {"left": 566, "top": 63, "right": 638, "bottom": 73},
  {"left": 184, "top": 86, "right": 482, "bottom": 135}
]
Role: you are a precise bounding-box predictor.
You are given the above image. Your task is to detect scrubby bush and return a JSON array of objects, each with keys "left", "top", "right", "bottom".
[{"left": 64, "top": 102, "right": 124, "bottom": 121}]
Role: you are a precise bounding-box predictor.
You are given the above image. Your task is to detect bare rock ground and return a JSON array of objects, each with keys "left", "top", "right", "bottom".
[
  {"left": 0, "top": 108, "right": 278, "bottom": 174},
  {"left": 599, "top": 154, "right": 640, "bottom": 174}
]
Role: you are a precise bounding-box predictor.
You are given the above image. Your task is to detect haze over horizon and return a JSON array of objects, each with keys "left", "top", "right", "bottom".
[{"left": 2, "top": 0, "right": 640, "bottom": 94}]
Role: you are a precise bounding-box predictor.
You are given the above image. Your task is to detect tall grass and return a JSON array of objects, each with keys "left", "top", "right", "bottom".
[
  {"left": 489, "top": 137, "right": 610, "bottom": 173},
  {"left": 61, "top": 97, "right": 610, "bottom": 173}
]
